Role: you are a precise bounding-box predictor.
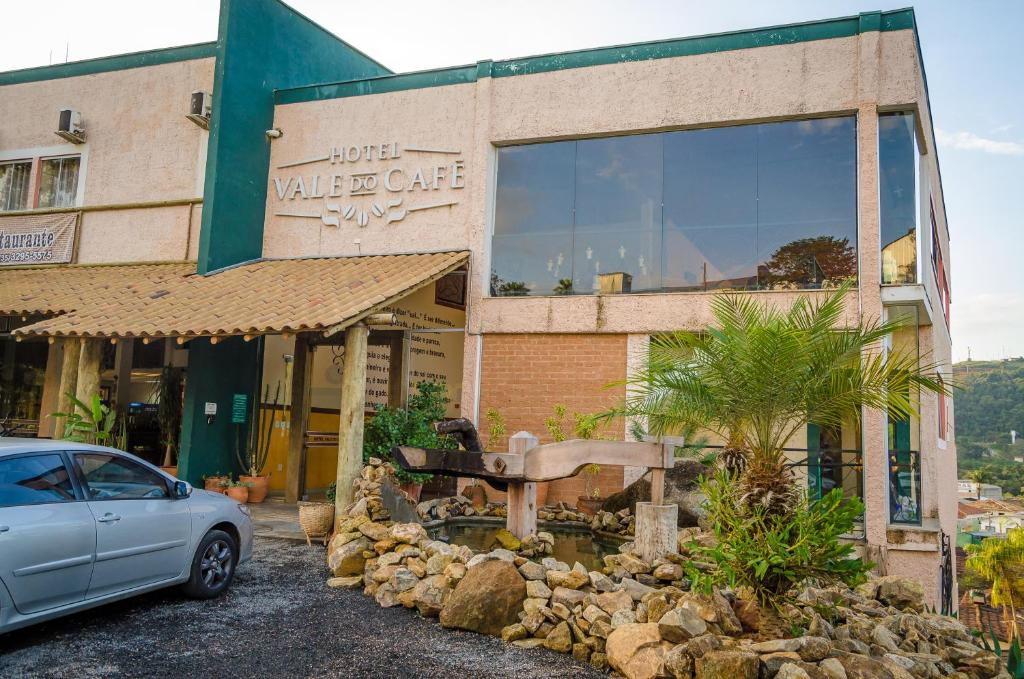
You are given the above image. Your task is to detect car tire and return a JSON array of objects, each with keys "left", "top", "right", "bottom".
[{"left": 181, "top": 529, "right": 237, "bottom": 599}]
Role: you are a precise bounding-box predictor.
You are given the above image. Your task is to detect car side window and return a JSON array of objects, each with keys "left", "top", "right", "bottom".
[
  {"left": 74, "top": 454, "right": 169, "bottom": 500},
  {"left": 0, "top": 454, "right": 76, "bottom": 507}
]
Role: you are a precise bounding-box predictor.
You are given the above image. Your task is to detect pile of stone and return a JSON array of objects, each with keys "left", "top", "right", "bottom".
[
  {"left": 350, "top": 457, "right": 396, "bottom": 522},
  {"left": 538, "top": 502, "right": 591, "bottom": 524},
  {"left": 327, "top": 461, "right": 1003, "bottom": 679},
  {"left": 590, "top": 508, "right": 636, "bottom": 537},
  {"left": 416, "top": 495, "right": 508, "bottom": 521}
]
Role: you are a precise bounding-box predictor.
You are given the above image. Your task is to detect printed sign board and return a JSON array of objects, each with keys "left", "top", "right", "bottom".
[
  {"left": 231, "top": 393, "right": 249, "bottom": 424},
  {"left": 0, "top": 212, "right": 78, "bottom": 266}
]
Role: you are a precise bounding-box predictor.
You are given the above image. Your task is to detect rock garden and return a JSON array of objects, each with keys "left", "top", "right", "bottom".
[{"left": 326, "top": 458, "right": 1005, "bottom": 679}]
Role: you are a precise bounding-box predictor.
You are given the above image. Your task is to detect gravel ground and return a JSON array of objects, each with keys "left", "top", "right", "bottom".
[{"left": 0, "top": 537, "right": 604, "bottom": 679}]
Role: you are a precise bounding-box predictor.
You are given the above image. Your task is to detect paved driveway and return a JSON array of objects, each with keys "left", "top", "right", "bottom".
[{"left": 0, "top": 537, "right": 603, "bottom": 679}]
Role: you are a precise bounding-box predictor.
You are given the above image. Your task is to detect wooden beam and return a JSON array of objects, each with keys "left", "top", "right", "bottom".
[
  {"left": 286, "top": 334, "right": 313, "bottom": 503},
  {"left": 55, "top": 338, "right": 81, "bottom": 438},
  {"left": 334, "top": 322, "right": 369, "bottom": 526},
  {"left": 113, "top": 337, "right": 134, "bottom": 412},
  {"left": 75, "top": 338, "right": 104, "bottom": 406},
  {"left": 387, "top": 333, "right": 404, "bottom": 408},
  {"left": 506, "top": 431, "right": 539, "bottom": 539},
  {"left": 37, "top": 340, "right": 63, "bottom": 438},
  {"left": 635, "top": 502, "right": 678, "bottom": 563}
]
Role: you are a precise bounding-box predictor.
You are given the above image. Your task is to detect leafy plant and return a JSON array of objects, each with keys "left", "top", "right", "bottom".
[
  {"left": 616, "top": 281, "right": 948, "bottom": 516},
  {"left": 235, "top": 382, "right": 281, "bottom": 477},
  {"left": 966, "top": 528, "right": 1024, "bottom": 641},
  {"left": 685, "top": 470, "right": 870, "bottom": 608},
  {"left": 582, "top": 463, "right": 601, "bottom": 499},
  {"left": 326, "top": 481, "right": 337, "bottom": 503},
  {"left": 52, "top": 393, "right": 126, "bottom": 448},
  {"left": 155, "top": 366, "right": 184, "bottom": 467},
  {"left": 484, "top": 407, "right": 507, "bottom": 450},
  {"left": 363, "top": 381, "right": 456, "bottom": 484}
]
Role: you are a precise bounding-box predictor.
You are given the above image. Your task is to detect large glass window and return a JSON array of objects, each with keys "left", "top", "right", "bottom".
[
  {"left": 491, "top": 116, "right": 858, "bottom": 295},
  {"left": 0, "top": 160, "right": 32, "bottom": 211},
  {"left": 0, "top": 454, "right": 76, "bottom": 507},
  {"left": 38, "top": 156, "right": 80, "bottom": 208},
  {"left": 879, "top": 112, "right": 918, "bottom": 284}
]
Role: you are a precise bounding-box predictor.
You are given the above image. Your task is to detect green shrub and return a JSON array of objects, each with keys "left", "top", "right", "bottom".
[
  {"left": 686, "top": 470, "right": 870, "bottom": 608},
  {"left": 362, "top": 381, "right": 456, "bottom": 484}
]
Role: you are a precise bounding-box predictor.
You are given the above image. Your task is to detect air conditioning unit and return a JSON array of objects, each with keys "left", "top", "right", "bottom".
[
  {"left": 186, "top": 91, "right": 211, "bottom": 129},
  {"left": 55, "top": 109, "right": 85, "bottom": 144}
]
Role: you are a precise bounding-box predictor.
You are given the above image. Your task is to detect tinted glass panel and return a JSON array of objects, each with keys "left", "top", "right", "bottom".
[
  {"left": 492, "top": 142, "right": 574, "bottom": 296},
  {"left": 663, "top": 125, "right": 758, "bottom": 291},
  {"left": 38, "top": 156, "right": 80, "bottom": 209},
  {"left": 75, "top": 454, "right": 168, "bottom": 500},
  {"left": 573, "top": 135, "right": 662, "bottom": 293},
  {"left": 0, "top": 454, "right": 75, "bottom": 506},
  {"left": 0, "top": 161, "right": 32, "bottom": 212},
  {"left": 491, "top": 116, "right": 858, "bottom": 295},
  {"left": 879, "top": 113, "right": 917, "bottom": 284}
]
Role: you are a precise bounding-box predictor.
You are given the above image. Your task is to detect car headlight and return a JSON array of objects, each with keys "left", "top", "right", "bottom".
[{"left": 237, "top": 504, "right": 251, "bottom": 517}]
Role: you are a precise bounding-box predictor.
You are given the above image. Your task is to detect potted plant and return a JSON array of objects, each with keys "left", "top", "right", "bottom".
[
  {"left": 298, "top": 482, "right": 336, "bottom": 546},
  {"left": 203, "top": 473, "right": 228, "bottom": 494},
  {"left": 155, "top": 366, "right": 184, "bottom": 477},
  {"left": 224, "top": 477, "right": 253, "bottom": 503},
  {"left": 576, "top": 463, "right": 604, "bottom": 516},
  {"left": 52, "top": 393, "right": 126, "bottom": 447},
  {"left": 235, "top": 382, "right": 281, "bottom": 503}
]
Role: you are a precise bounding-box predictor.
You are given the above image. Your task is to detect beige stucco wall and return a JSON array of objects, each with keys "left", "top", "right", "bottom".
[
  {"left": 265, "top": 27, "right": 954, "bottom": 599},
  {"left": 0, "top": 58, "right": 213, "bottom": 263}
]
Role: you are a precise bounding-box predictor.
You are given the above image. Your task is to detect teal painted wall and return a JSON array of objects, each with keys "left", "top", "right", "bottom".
[
  {"left": 182, "top": 0, "right": 389, "bottom": 483},
  {"left": 197, "top": 0, "right": 389, "bottom": 274},
  {"left": 178, "top": 337, "right": 262, "bottom": 485}
]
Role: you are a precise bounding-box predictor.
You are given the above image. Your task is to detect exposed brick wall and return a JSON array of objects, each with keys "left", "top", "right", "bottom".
[{"left": 477, "top": 333, "right": 628, "bottom": 507}]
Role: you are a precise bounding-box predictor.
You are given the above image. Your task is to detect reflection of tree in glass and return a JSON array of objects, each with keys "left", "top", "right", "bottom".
[
  {"left": 490, "top": 272, "right": 529, "bottom": 296},
  {"left": 553, "top": 278, "right": 573, "bottom": 295},
  {"left": 760, "top": 236, "right": 856, "bottom": 289}
]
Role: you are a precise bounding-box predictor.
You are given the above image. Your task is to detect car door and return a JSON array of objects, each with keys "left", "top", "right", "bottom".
[
  {"left": 73, "top": 452, "right": 191, "bottom": 598},
  {"left": 0, "top": 452, "right": 96, "bottom": 615}
]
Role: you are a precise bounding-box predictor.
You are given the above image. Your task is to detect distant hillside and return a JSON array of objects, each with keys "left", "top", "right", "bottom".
[{"left": 954, "top": 357, "right": 1024, "bottom": 445}]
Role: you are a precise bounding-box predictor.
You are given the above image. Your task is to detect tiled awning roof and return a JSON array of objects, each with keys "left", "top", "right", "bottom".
[
  {"left": 0, "top": 262, "right": 195, "bottom": 317},
  {"left": 13, "top": 251, "right": 469, "bottom": 340}
]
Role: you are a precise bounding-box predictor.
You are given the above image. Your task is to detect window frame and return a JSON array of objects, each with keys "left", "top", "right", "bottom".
[
  {"left": 0, "top": 145, "right": 85, "bottom": 213},
  {"left": 0, "top": 450, "right": 85, "bottom": 508},
  {"left": 0, "top": 158, "right": 34, "bottom": 212},
  {"left": 71, "top": 452, "right": 173, "bottom": 502}
]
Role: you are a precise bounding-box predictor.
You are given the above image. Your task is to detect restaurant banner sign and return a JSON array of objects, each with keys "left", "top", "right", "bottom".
[{"left": 0, "top": 212, "right": 78, "bottom": 266}]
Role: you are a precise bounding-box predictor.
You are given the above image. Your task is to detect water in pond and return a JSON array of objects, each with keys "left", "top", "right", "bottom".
[{"left": 427, "top": 522, "right": 622, "bottom": 572}]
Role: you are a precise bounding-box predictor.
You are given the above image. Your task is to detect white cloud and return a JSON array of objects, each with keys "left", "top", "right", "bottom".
[
  {"left": 935, "top": 128, "right": 1024, "bottom": 156},
  {"left": 952, "top": 293, "right": 1024, "bottom": 362}
]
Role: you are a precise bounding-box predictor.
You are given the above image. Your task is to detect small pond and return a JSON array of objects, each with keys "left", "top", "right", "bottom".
[{"left": 427, "top": 520, "right": 622, "bottom": 571}]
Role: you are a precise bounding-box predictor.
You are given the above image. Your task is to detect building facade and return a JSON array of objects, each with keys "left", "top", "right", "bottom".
[{"left": 0, "top": 2, "right": 955, "bottom": 606}]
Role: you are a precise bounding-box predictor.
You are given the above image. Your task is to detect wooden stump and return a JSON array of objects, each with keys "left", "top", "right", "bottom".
[{"left": 635, "top": 502, "right": 678, "bottom": 564}]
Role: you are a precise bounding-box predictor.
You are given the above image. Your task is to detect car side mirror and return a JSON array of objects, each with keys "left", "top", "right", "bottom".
[{"left": 174, "top": 481, "right": 192, "bottom": 499}]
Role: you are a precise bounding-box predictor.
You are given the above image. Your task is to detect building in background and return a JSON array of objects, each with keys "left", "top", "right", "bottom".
[{"left": 0, "top": 2, "right": 955, "bottom": 607}]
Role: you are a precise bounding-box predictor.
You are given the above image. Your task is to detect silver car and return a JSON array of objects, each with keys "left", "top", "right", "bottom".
[{"left": 0, "top": 438, "right": 253, "bottom": 634}]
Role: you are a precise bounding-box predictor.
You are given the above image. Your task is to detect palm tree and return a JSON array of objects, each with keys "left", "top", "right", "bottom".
[
  {"left": 967, "top": 529, "right": 1024, "bottom": 641},
  {"left": 618, "top": 282, "right": 947, "bottom": 515}
]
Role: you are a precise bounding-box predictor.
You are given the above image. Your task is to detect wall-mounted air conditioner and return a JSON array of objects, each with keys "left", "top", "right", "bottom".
[
  {"left": 56, "top": 109, "right": 85, "bottom": 144},
  {"left": 186, "top": 91, "right": 211, "bottom": 129}
]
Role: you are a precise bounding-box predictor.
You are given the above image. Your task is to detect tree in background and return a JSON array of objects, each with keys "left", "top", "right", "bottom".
[{"left": 967, "top": 529, "right": 1024, "bottom": 641}]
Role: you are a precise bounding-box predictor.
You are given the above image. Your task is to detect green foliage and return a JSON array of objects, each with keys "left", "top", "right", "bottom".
[
  {"left": 154, "top": 366, "right": 184, "bottom": 465},
  {"left": 954, "top": 358, "right": 1024, "bottom": 444},
  {"left": 363, "top": 381, "right": 456, "bottom": 484},
  {"left": 685, "top": 471, "right": 870, "bottom": 608},
  {"left": 966, "top": 529, "right": 1024, "bottom": 641},
  {"left": 52, "top": 393, "right": 126, "bottom": 448},
  {"left": 326, "top": 481, "right": 336, "bottom": 502},
  {"left": 484, "top": 407, "right": 507, "bottom": 450},
  {"left": 545, "top": 404, "right": 569, "bottom": 442}
]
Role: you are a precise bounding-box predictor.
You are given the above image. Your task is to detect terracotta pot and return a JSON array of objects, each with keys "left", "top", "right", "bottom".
[
  {"left": 467, "top": 483, "right": 487, "bottom": 510},
  {"left": 204, "top": 476, "right": 227, "bottom": 494},
  {"left": 576, "top": 496, "right": 604, "bottom": 517},
  {"left": 160, "top": 466, "right": 178, "bottom": 478},
  {"left": 240, "top": 475, "right": 269, "bottom": 503},
  {"left": 226, "top": 486, "right": 249, "bottom": 503},
  {"left": 399, "top": 482, "right": 423, "bottom": 503}
]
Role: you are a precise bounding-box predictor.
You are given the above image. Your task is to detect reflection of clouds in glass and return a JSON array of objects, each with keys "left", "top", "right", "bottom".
[{"left": 796, "top": 117, "right": 848, "bottom": 135}]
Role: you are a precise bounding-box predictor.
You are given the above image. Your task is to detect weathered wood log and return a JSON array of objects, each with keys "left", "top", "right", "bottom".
[
  {"left": 635, "top": 502, "right": 678, "bottom": 564},
  {"left": 435, "top": 418, "right": 483, "bottom": 452}
]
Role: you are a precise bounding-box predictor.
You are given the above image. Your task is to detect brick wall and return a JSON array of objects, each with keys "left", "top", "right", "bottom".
[{"left": 477, "top": 333, "right": 628, "bottom": 507}]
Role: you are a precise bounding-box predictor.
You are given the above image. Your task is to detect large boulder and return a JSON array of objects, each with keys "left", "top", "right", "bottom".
[
  {"left": 874, "top": 576, "right": 924, "bottom": 612},
  {"left": 439, "top": 559, "right": 526, "bottom": 636},
  {"left": 601, "top": 459, "right": 708, "bottom": 527},
  {"left": 328, "top": 536, "right": 372, "bottom": 576},
  {"left": 606, "top": 623, "right": 672, "bottom": 679},
  {"left": 694, "top": 650, "right": 759, "bottom": 679}
]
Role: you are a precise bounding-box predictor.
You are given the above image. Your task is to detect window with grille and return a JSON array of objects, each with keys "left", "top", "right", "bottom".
[
  {"left": 38, "top": 156, "right": 81, "bottom": 208},
  {"left": 0, "top": 160, "right": 32, "bottom": 211}
]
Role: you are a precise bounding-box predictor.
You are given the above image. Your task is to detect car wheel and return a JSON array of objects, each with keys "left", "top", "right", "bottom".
[{"left": 182, "top": 529, "right": 237, "bottom": 599}]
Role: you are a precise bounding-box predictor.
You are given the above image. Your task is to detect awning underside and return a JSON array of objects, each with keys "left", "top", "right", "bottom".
[{"left": 12, "top": 251, "right": 469, "bottom": 340}]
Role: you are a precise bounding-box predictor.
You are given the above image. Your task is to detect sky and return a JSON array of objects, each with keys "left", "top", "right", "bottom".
[{"left": 2, "top": 1, "right": 1021, "bottom": 363}]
